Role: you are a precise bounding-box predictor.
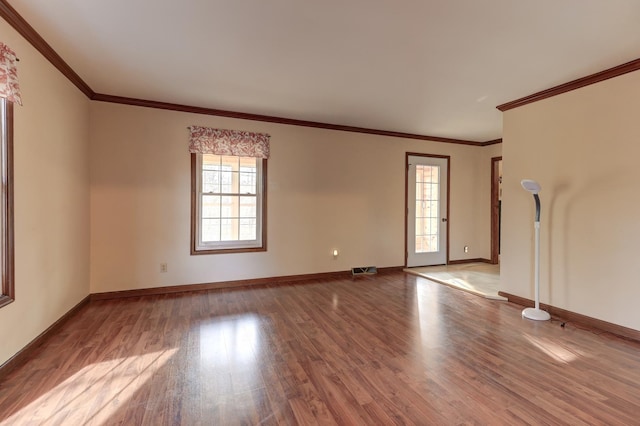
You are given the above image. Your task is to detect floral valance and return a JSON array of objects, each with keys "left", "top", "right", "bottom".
[
  {"left": 188, "top": 126, "right": 270, "bottom": 159},
  {"left": 0, "top": 42, "right": 21, "bottom": 105}
]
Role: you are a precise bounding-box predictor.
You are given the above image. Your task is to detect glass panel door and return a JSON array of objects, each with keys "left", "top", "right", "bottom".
[{"left": 407, "top": 155, "right": 448, "bottom": 267}]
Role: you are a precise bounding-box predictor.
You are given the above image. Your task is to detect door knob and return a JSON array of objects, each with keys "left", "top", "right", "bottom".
[{"left": 442, "top": 218, "right": 448, "bottom": 222}]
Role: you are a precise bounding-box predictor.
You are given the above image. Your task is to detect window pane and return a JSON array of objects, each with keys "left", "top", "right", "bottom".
[
  {"left": 429, "top": 201, "right": 439, "bottom": 217},
  {"left": 221, "top": 218, "right": 239, "bottom": 241},
  {"left": 221, "top": 196, "right": 239, "bottom": 218},
  {"left": 428, "top": 235, "right": 439, "bottom": 252},
  {"left": 202, "top": 170, "right": 219, "bottom": 193},
  {"left": 431, "top": 166, "right": 439, "bottom": 183},
  {"left": 202, "top": 154, "right": 222, "bottom": 193},
  {"left": 416, "top": 236, "right": 428, "bottom": 253},
  {"left": 430, "top": 218, "right": 439, "bottom": 235},
  {"left": 239, "top": 196, "right": 256, "bottom": 218},
  {"left": 414, "top": 165, "right": 440, "bottom": 254},
  {"left": 239, "top": 218, "right": 256, "bottom": 240},
  {"left": 220, "top": 167, "right": 234, "bottom": 193},
  {"left": 239, "top": 171, "right": 256, "bottom": 194},
  {"left": 239, "top": 157, "right": 257, "bottom": 171},
  {"left": 202, "top": 218, "right": 221, "bottom": 242},
  {"left": 430, "top": 184, "right": 438, "bottom": 201},
  {"left": 221, "top": 156, "right": 239, "bottom": 193},
  {"left": 202, "top": 195, "right": 221, "bottom": 218},
  {"left": 202, "top": 154, "right": 221, "bottom": 168}
]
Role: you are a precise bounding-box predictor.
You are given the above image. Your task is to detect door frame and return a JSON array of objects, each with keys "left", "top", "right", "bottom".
[
  {"left": 490, "top": 156, "right": 502, "bottom": 264},
  {"left": 404, "top": 152, "right": 450, "bottom": 267}
]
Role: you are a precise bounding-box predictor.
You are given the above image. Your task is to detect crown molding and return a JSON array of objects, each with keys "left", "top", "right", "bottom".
[
  {"left": 0, "top": 0, "right": 94, "bottom": 98},
  {"left": 497, "top": 57, "right": 640, "bottom": 112},
  {"left": 0, "top": 0, "right": 496, "bottom": 146},
  {"left": 480, "top": 138, "right": 502, "bottom": 146},
  {"left": 92, "top": 93, "right": 489, "bottom": 145}
]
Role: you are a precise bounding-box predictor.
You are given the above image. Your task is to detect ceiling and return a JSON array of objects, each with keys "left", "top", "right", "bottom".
[{"left": 7, "top": 0, "right": 640, "bottom": 142}]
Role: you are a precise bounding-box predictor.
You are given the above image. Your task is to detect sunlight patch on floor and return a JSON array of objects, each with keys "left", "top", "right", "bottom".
[
  {"left": 2, "top": 348, "right": 177, "bottom": 426},
  {"left": 404, "top": 262, "right": 505, "bottom": 300},
  {"left": 523, "top": 333, "right": 581, "bottom": 364}
]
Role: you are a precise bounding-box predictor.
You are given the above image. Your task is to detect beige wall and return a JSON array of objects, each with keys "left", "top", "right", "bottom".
[
  {"left": 0, "top": 12, "right": 503, "bottom": 366},
  {"left": 502, "top": 70, "right": 640, "bottom": 330},
  {"left": 0, "top": 21, "right": 91, "bottom": 365},
  {"left": 90, "top": 102, "right": 500, "bottom": 293}
]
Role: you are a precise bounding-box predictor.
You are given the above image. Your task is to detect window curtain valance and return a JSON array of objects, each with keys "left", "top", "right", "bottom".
[
  {"left": 188, "top": 126, "right": 270, "bottom": 159},
  {"left": 0, "top": 42, "right": 21, "bottom": 105}
]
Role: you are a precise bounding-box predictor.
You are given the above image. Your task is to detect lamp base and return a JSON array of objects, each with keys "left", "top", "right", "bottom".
[{"left": 522, "top": 307, "right": 550, "bottom": 321}]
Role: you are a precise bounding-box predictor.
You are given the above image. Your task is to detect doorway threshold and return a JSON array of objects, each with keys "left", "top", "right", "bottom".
[{"left": 404, "top": 262, "right": 505, "bottom": 301}]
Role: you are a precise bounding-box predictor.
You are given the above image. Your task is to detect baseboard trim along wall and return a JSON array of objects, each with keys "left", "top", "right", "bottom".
[
  {"left": 0, "top": 295, "right": 90, "bottom": 380},
  {"left": 447, "top": 258, "right": 492, "bottom": 265},
  {"left": 90, "top": 266, "right": 406, "bottom": 301},
  {"left": 7, "top": 271, "right": 638, "bottom": 380},
  {"left": 2, "top": 268, "right": 410, "bottom": 378},
  {"left": 498, "top": 291, "right": 640, "bottom": 342}
]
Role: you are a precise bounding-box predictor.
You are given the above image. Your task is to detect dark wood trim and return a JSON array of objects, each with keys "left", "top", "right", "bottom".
[
  {"left": 0, "top": 100, "right": 14, "bottom": 309},
  {"left": 498, "top": 291, "right": 640, "bottom": 342},
  {"left": 90, "top": 266, "right": 405, "bottom": 301},
  {"left": 376, "top": 266, "right": 406, "bottom": 274},
  {"left": 0, "top": 295, "right": 90, "bottom": 380},
  {"left": 190, "top": 155, "right": 267, "bottom": 255},
  {"left": 498, "top": 292, "right": 532, "bottom": 309},
  {"left": 93, "top": 93, "right": 486, "bottom": 146},
  {"left": 0, "top": 294, "right": 10, "bottom": 308},
  {"left": 96, "top": 94, "right": 505, "bottom": 147},
  {"left": 404, "top": 153, "right": 451, "bottom": 267},
  {"left": 404, "top": 154, "right": 409, "bottom": 267},
  {"left": 447, "top": 258, "right": 492, "bottom": 265},
  {"left": 0, "top": 0, "right": 509, "bottom": 145},
  {"left": 261, "top": 159, "right": 268, "bottom": 252},
  {"left": 189, "top": 154, "right": 197, "bottom": 254},
  {"left": 0, "top": 0, "right": 94, "bottom": 98},
  {"left": 0, "top": 0, "right": 501, "bottom": 146},
  {"left": 490, "top": 156, "right": 502, "bottom": 264},
  {"left": 445, "top": 155, "right": 451, "bottom": 264},
  {"left": 497, "top": 57, "right": 640, "bottom": 112}
]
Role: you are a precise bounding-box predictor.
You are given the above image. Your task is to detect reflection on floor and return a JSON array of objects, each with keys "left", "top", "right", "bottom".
[{"left": 404, "top": 262, "right": 505, "bottom": 301}]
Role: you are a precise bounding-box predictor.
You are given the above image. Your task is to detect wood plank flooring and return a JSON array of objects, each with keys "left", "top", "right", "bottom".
[{"left": 2, "top": 272, "right": 640, "bottom": 425}]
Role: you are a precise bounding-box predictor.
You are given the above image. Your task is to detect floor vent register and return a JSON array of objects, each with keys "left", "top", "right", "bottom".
[{"left": 351, "top": 266, "right": 378, "bottom": 276}]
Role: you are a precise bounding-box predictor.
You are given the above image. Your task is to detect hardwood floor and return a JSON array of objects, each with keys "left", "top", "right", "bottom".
[{"left": 2, "top": 272, "right": 640, "bottom": 425}]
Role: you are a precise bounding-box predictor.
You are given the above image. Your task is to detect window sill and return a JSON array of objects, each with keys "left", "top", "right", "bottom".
[
  {"left": 0, "top": 294, "right": 14, "bottom": 309},
  {"left": 191, "top": 246, "right": 267, "bottom": 255}
]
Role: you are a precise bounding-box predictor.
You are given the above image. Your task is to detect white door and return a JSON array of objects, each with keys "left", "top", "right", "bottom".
[{"left": 406, "top": 155, "right": 448, "bottom": 267}]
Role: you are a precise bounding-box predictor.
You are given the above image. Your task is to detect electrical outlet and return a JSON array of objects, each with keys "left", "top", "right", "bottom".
[
  {"left": 160, "top": 262, "right": 168, "bottom": 273},
  {"left": 464, "top": 246, "right": 469, "bottom": 253}
]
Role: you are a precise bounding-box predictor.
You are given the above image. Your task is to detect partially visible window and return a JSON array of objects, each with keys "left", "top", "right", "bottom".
[
  {"left": 0, "top": 98, "right": 14, "bottom": 308},
  {"left": 191, "top": 153, "right": 267, "bottom": 254},
  {"left": 0, "top": 42, "right": 20, "bottom": 308}
]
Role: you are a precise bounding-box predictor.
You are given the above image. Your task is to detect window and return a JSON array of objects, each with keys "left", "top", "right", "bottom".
[
  {"left": 191, "top": 153, "right": 267, "bottom": 254},
  {"left": 415, "top": 164, "right": 440, "bottom": 253},
  {"left": 0, "top": 98, "right": 14, "bottom": 308},
  {"left": 0, "top": 42, "right": 20, "bottom": 308}
]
